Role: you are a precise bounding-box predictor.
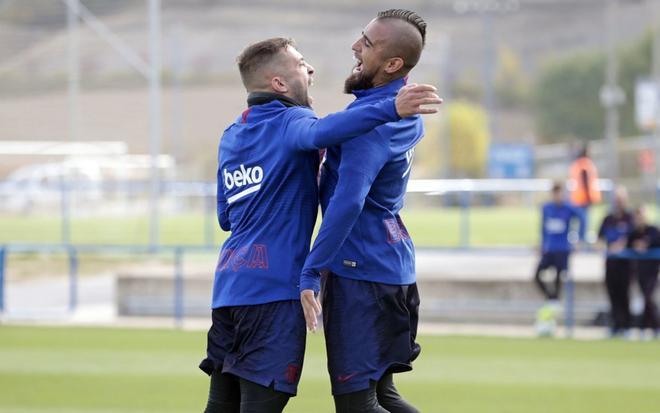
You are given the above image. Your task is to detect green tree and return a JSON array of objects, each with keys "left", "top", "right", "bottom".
[
  {"left": 534, "top": 52, "right": 605, "bottom": 141},
  {"left": 414, "top": 117, "right": 445, "bottom": 177},
  {"left": 413, "top": 102, "right": 490, "bottom": 178},
  {"left": 448, "top": 101, "right": 490, "bottom": 178},
  {"left": 533, "top": 31, "right": 652, "bottom": 142},
  {"left": 495, "top": 45, "right": 530, "bottom": 108}
]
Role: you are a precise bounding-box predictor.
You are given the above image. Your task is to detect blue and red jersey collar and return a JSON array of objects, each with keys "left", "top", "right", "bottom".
[{"left": 351, "top": 77, "right": 408, "bottom": 99}]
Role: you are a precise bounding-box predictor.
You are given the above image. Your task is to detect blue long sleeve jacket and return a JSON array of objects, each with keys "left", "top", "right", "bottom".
[
  {"left": 540, "top": 201, "right": 585, "bottom": 253},
  {"left": 212, "top": 94, "right": 400, "bottom": 308},
  {"left": 300, "top": 78, "right": 424, "bottom": 293}
]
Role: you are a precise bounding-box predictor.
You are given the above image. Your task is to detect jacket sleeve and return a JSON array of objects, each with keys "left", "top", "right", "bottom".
[
  {"left": 216, "top": 163, "right": 230, "bottom": 232},
  {"left": 649, "top": 227, "right": 660, "bottom": 249},
  {"left": 597, "top": 216, "right": 608, "bottom": 242},
  {"left": 299, "top": 130, "right": 390, "bottom": 293},
  {"left": 285, "top": 99, "right": 399, "bottom": 151},
  {"left": 540, "top": 206, "right": 547, "bottom": 251}
]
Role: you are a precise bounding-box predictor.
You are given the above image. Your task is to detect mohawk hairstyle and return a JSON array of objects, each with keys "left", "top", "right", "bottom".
[{"left": 377, "top": 9, "right": 426, "bottom": 46}]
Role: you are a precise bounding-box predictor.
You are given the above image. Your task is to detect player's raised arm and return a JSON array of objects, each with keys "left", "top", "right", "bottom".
[
  {"left": 300, "top": 131, "right": 390, "bottom": 331},
  {"left": 287, "top": 84, "right": 441, "bottom": 151}
]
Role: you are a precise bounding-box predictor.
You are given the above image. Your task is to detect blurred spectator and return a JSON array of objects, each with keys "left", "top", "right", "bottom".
[
  {"left": 569, "top": 143, "right": 601, "bottom": 241},
  {"left": 597, "top": 187, "right": 634, "bottom": 338},
  {"left": 627, "top": 206, "right": 660, "bottom": 339},
  {"left": 534, "top": 182, "right": 585, "bottom": 337},
  {"left": 535, "top": 183, "right": 587, "bottom": 298}
]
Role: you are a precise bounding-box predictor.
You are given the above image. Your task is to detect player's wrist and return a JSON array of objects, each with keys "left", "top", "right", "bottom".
[{"left": 299, "top": 270, "right": 321, "bottom": 294}]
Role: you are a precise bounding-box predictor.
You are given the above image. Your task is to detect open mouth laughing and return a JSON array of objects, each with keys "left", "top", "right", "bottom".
[{"left": 353, "top": 55, "right": 363, "bottom": 74}]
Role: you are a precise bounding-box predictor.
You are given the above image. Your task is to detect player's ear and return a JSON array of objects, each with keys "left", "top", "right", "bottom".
[
  {"left": 271, "top": 76, "right": 288, "bottom": 94},
  {"left": 384, "top": 57, "right": 404, "bottom": 74}
]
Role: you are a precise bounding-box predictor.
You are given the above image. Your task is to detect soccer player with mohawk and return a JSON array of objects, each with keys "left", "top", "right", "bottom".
[{"left": 301, "top": 9, "right": 433, "bottom": 413}]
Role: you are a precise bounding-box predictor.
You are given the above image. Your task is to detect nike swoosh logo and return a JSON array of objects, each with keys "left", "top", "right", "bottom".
[{"left": 337, "top": 373, "right": 358, "bottom": 383}]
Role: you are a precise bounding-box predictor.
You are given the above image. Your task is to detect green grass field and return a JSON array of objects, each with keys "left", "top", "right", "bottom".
[
  {"left": 1, "top": 326, "right": 659, "bottom": 413},
  {"left": 1, "top": 205, "right": 639, "bottom": 247}
]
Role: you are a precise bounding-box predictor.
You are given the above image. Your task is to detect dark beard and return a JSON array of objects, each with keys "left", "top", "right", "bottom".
[
  {"left": 293, "top": 92, "right": 310, "bottom": 107},
  {"left": 290, "top": 83, "right": 310, "bottom": 107},
  {"left": 343, "top": 70, "right": 375, "bottom": 94}
]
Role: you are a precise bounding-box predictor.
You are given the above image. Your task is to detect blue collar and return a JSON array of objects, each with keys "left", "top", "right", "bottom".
[{"left": 352, "top": 77, "right": 407, "bottom": 99}]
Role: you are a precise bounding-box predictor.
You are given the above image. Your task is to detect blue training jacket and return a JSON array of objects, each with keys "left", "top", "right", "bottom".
[
  {"left": 212, "top": 94, "right": 401, "bottom": 308},
  {"left": 300, "top": 78, "right": 424, "bottom": 293},
  {"left": 540, "top": 201, "right": 585, "bottom": 253}
]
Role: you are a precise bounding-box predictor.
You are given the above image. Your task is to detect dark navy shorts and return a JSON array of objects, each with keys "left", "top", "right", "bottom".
[
  {"left": 322, "top": 274, "right": 421, "bottom": 395},
  {"left": 538, "top": 251, "right": 570, "bottom": 273},
  {"left": 199, "top": 300, "right": 306, "bottom": 395}
]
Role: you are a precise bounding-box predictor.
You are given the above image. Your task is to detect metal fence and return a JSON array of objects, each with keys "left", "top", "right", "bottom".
[
  {"left": 1, "top": 177, "right": 632, "bottom": 247},
  {"left": 2, "top": 177, "right": 658, "bottom": 335}
]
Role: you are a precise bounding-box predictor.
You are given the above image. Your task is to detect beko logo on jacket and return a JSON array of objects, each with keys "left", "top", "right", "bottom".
[{"left": 223, "top": 164, "right": 264, "bottom": 204}]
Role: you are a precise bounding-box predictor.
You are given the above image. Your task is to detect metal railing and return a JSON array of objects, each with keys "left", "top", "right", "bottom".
[
  {"left": 1, "top": 177, "right": 658, "bottom": 335},
  {"left": 1, "top": 177, "right": 635, "bottom": 248},
  {"left": 0, "top": 243, "right": 219, "bottom": 327}
]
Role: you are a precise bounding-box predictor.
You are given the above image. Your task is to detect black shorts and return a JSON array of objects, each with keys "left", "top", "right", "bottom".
[
  {"left": 322, "top": 274, "right": 421, "bottom": 395},
  {"left": 537, "top": 251, "right": 570, "bottom": 273},
  {"left": 199, "top": 300, "right": 306, "bottom": 395}
]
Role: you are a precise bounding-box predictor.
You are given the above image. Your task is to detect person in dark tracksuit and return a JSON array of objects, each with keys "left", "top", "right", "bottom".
[
  {"left": 597, "top": 187, "right": 634, "bottom": 338},
  {"left": 627, "top": 206, "right": 660, "bottom": 339}
]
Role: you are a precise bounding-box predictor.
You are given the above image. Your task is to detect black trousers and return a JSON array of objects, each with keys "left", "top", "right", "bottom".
[
  {"left": 533, "top": 252, "right": 569, "bottom": 300},
  {"left": 636, "top": 261, "right": 659, "bottom": 330},
  {"left": 333, "top": 374, "right": 419, "bottom": 413},
  {"left": 534, "top": 265, "right": 563, "bottom": 300},
  {"left": 605, "top": 258, "right": 631, "bottom": 333},
  {"left": 204, "top": 370, "right": 290, "bottom": 413}
]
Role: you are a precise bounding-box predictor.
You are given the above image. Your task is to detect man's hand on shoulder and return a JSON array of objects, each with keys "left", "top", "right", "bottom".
[{"left": 395, "top": 83, "right": 443, "bottom": 118}]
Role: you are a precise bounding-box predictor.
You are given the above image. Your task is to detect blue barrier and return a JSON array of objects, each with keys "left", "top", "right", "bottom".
[
  {"left": 0, "top": 243, "right": 218, "bottom": 326},
  {"left": 0, "top": 242, "right": 654, "bottom": 330},
  {"left": 68, "top": 246, "right": 78, "bottom": 313},
  {"left": 459, "top": 191, "right": 471, "bottom": 248},
  {"left": 607, "top": 248, "right": 660, "bottom": 260},
  {"left": 60, "top": 178, "right": 71, "bottom": 245},
  {"left": 564, "top": 273, "right": 575, "bottom": 338},
  {"left": 174, "top": 247, "right": 185, "bottom": 327}
]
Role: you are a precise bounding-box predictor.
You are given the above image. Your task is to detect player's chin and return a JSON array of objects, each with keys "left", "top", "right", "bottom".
[{"left": 346, "top": 72, "right": 360, "bottom": 83}]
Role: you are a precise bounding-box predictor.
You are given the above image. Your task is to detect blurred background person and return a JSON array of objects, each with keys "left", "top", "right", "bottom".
[
  {"left": 569, "top": 143, "right": 601, "bottom": 242},
  {"left": 597, "top": 186, "right": 634, "bottom": 338},
  {"left": 627, "top": 206, "right": 660, "bottom": 340},
  {"left": 534, "top": 182, "right": 585, "bottom": 337}
]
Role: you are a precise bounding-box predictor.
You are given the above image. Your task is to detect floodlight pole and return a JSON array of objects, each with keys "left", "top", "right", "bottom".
[
  {"left": 438, "top": 33, "right": 452, "bottom": 178},
  {"left": 63, "top": 0, "right": 162, "bottom": 249},
  {"left": 170, "top": 24, "right": 184, "bottom": 168},
  {"left": 601, "top": 0, "right": 623, "bottom": 186},
  {"left": 452, "top": 0, "right": 520, "bottom": 153},
  {"left": 482, "top": 13, "right": 497, "bottom": 143},
  {"left": 66, "top": 0, "right": 80, "bottom": 144},
  {"left": 652, "top": 0, "right": 660, "bottom": 223},
  {"left": 148, "top": 0, "right": 162, "bottom": 250},
  {"left": 64, "top": 0, "right": 80, "bottom": 246}
]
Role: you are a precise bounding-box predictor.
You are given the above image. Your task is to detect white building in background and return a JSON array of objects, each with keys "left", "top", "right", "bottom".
[{"left": 0, "top": 141, "right": 175, "bottom": 213}]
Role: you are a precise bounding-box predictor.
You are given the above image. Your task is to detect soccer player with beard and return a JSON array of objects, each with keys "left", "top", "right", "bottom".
[
  {"left": 200, "top": 38, "right": 440, "bottom": 413},
  {"left": 300, "top": 9, "right": 432, "bottom": 413}
]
